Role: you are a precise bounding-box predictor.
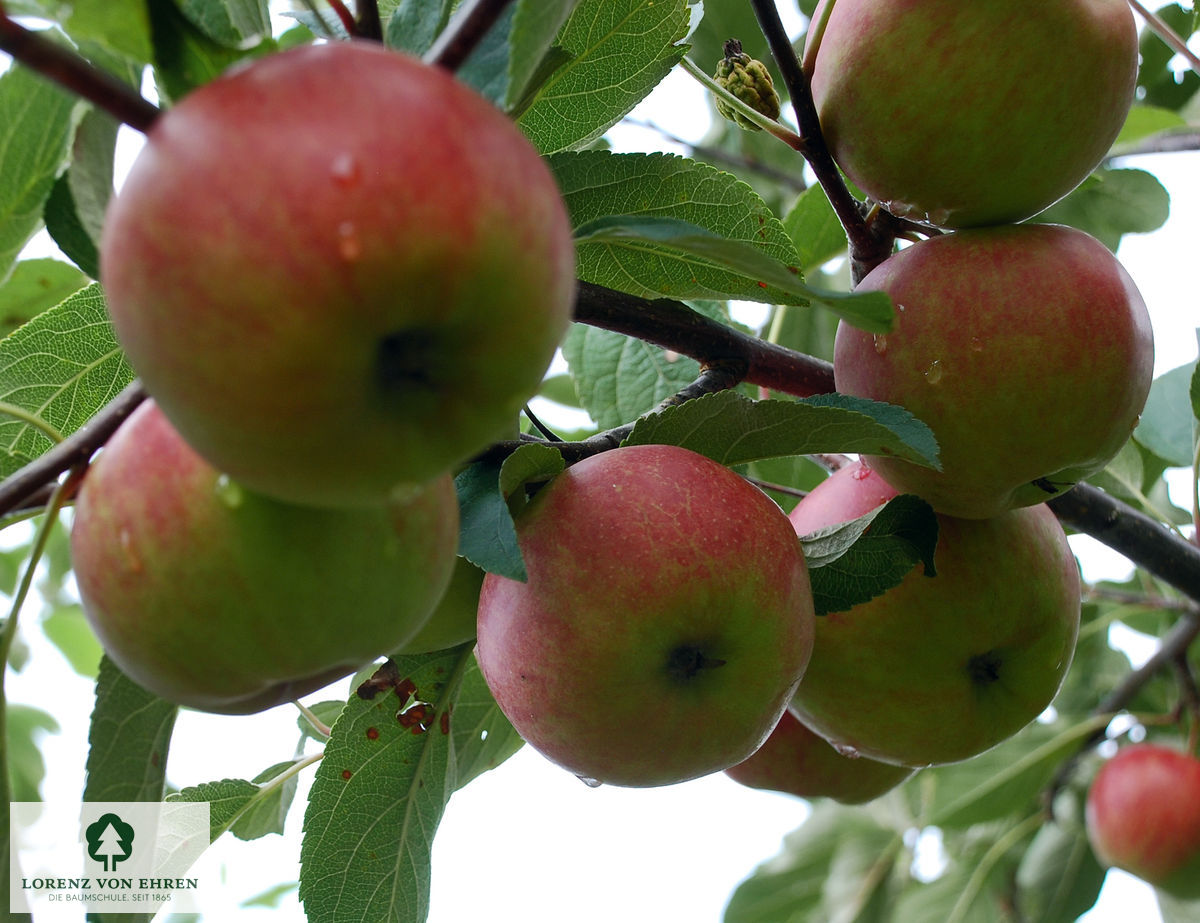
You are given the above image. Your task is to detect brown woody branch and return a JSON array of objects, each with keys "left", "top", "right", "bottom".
[
  {"left": 574, "top": 281, "right": 835, "bottom": 396},
  {"left": 0, "top": 382, "right": 146, "bottom": 518},
  {"left": 748, "top": 0, "right": 899, "bottom": 282},
  {"left": 424, "top": 0, "right": 517, "bottom": 72},
  {"left": 0, "top": 7, "right": 161, "bottom": 133}
]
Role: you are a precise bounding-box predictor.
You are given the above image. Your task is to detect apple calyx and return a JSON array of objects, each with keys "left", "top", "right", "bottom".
[{"left": 666, "top": 644, "right": 728, "bottom": 683}]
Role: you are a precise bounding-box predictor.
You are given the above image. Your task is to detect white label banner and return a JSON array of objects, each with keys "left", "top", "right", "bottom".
[{"left": 10, "top": 801, "right": 213, "bottom": 915}]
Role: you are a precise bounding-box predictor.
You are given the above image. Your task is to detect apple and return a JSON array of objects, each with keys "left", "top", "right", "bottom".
[
  {"left": 394, "top": 556, "right": 484, "bottom": 655},
  {"left": 69, "top": 400, "right": 459, "bottom": 714},
  {"left": 805, "top": 0, "right": 1138, "bottom": 228},
  {"left": 725, "top": 708, "right": 914, "bottom": 804},
  {"left": 475, "top": 444, "right": 816, "bottom": 787},
  {"left": 1086, "top": 743, "right": 1200, "bottom": 899},
  {"left": 788, "top": 460, "right": 1081, "bottom": 767},
  {"left": 834, "top": 224, "right": 1154, "bottom": 520},
  {"left": 100, "top": 41, "right": 575, "bottom": 509}
]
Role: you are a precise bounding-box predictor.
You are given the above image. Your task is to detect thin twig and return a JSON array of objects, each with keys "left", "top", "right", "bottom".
[
  {"left": 0, "top": 9, "right": 161, "bottom": 133},
  {"left": 748, "top": 0, "right": 897, "bottom": 282},
  {"left": 423, "top": 0, "right": 518, "bottom": 72},
  {"left": 522, "top": 405, "right": 564, "bottom": 442},
  {"left": 1128, "top": 0, "right": 1200, "bottom": 76},
  {"left": 1043, "top": 607, "right": 1200, "bottom": 804}
]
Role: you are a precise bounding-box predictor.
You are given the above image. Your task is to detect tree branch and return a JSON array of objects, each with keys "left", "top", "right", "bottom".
[
  {"left": 574, "top": 281, "right": 835, "bottom": 397},
  {"left": 423, "top": 0, "right": 517, "bottom": 72},
  {"left": 1049, "top": 483, "right": 1200, "bottom": 602},
  {"left": 0, "top": 8, "right": 160, "bottom": 134},
  {"left": 0, "top": 382, "right": 146, "bottom": 518}
]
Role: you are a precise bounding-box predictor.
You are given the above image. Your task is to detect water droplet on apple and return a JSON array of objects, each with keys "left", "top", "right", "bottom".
[
  {"left": 923, "top": 359, "right": 944, "bottom": 384},
  {"left": 576, "top": 775, "right": 603, "bottom": 789},
  {"left": 873, "top": 334, "right": 888, "bottom": 355},
  {"left": 337, "top": 221, "right": 362, "bottom": 262},
  {"left": 118, "top": 528, "right": 142, "bottom": 574},
  {"left": 831, "top": 741, "right": 861, "bottom": 759},
  {"left": 330, "top": 152, "right": 360, "bottom": 187},
  {"left": 215, "top": 474, "right": 245, "bottom": 509}
]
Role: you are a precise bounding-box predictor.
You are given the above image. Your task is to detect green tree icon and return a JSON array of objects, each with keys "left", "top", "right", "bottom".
[{"left": 85, "top": 813, "right": 134, "bottom": 872}]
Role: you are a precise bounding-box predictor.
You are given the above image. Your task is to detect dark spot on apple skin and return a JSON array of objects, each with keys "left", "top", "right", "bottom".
[
  {"left": 666, "top": 644, "right": 727, "bottom": 683},
  {"left": 377, "top": 329, "right": 441, "bottom": 392},
  {"left": 967, "top": 650, "right": 1004, "bottom": 685}
]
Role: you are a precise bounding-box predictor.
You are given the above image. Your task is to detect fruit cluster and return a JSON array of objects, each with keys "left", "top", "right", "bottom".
[
  {"left": 70, "top": 40, "right": 576, "bottom": 713},
  {"left": 62, "top": 1, "right": 1196, "bottom": 901}
]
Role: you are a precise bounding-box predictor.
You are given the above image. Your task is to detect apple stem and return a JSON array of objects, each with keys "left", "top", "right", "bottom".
[
  {"left": 0, "top": 7, "right": 161, "bottom": 134},
  {"left": 424, "top": 0, "right": 518, "bottom": 73}
]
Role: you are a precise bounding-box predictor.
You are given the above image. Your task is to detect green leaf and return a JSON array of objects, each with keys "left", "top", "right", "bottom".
[
  {"left": 1036, "top": 167, "right": 1170, "bottom": 251},
  {"left": 620, "top": 390, "right": 941, "bottom": 470},
  {"left": 148, "top": 0, "right": 271, "bottom": 104},
  {"left": 61, "top": 0, "right": 153, "bottom": 63},
  {"left": 0, "top": 283, "right": 134, "bottom": 479},
  {"left": 724, "top": 802, "right": 900, "bottom": 923},
  {"left": 83, "top": 656, "right": 178, "bottom": 802},
  {"left": 169, "top": 758, "right": 303, "bottom": 842},
  {"left": 517, "top": 0, "right": 690, "bottom": 153},
  {"left": 505, "top": 0, "right": 580, "bottom": 109},
  {"left": 385, "top": 0, "right": 452, "bottom": 55},
  {"left": 299, "top": 648, "right": 471, "bottom": 923},
  {"left": 1134, "top": 358, "right": 1197, "bottom": 467},
  {"left": 1157, "top": 888, "right": 1200, "bottom": 923},
  {"left": 0, "top": 55, "right": 82, "bottom": 282},
  {"left": 43, "top": 176, "right": 101, "bottom": 280},
  {"left": 451, "top": 654, "right": 525, "bottom": 790},
  {"left": 454, "top": 3, "right": 517, "bottom": 103},
  {"left": 6, "top": 703, "right": 59, "bottom": 802},
  {"left": 498, "top": 440, "right": 565, "bottom": 501},
  {"left": 173, "top": 0, "right": 272, "bottom": 47},
  {"left": 552, "top": 151, "right": 811, "bottom": 308},
  {"left": 41, "top": 603, "right": 103, "bottom": 677},
  {"left": 921, "top": 716, "right": 1111, "bottom": 830},
  {"left": 574, "top": 213, "right": 892, "bottom": 330},
  {"left": 801, "top": 494, "right": 939, "bottom": 617},
  {"left": 455, "top": 460, "right": 527, "bottom": 581},
  {"left": 783, "top": 183, "right": 848, "bottom": 272},
  {"left": 455, "top": 443, "right": 562, "bottom": 582},
  {"left": 1014, "top": 819, "right": 1106, "bottom": 922},
  {"left": 1114, "top": 104, "right": 1188, "bottom": 146},
  {"left": 0, "top": 259, "right": 89, "bottom": 336},
  {"left": 241, "top": 881, "right": 299, "bottom": 909},
  {"left": 561, "top": 322, "right": 703, "bottom": 429}
]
